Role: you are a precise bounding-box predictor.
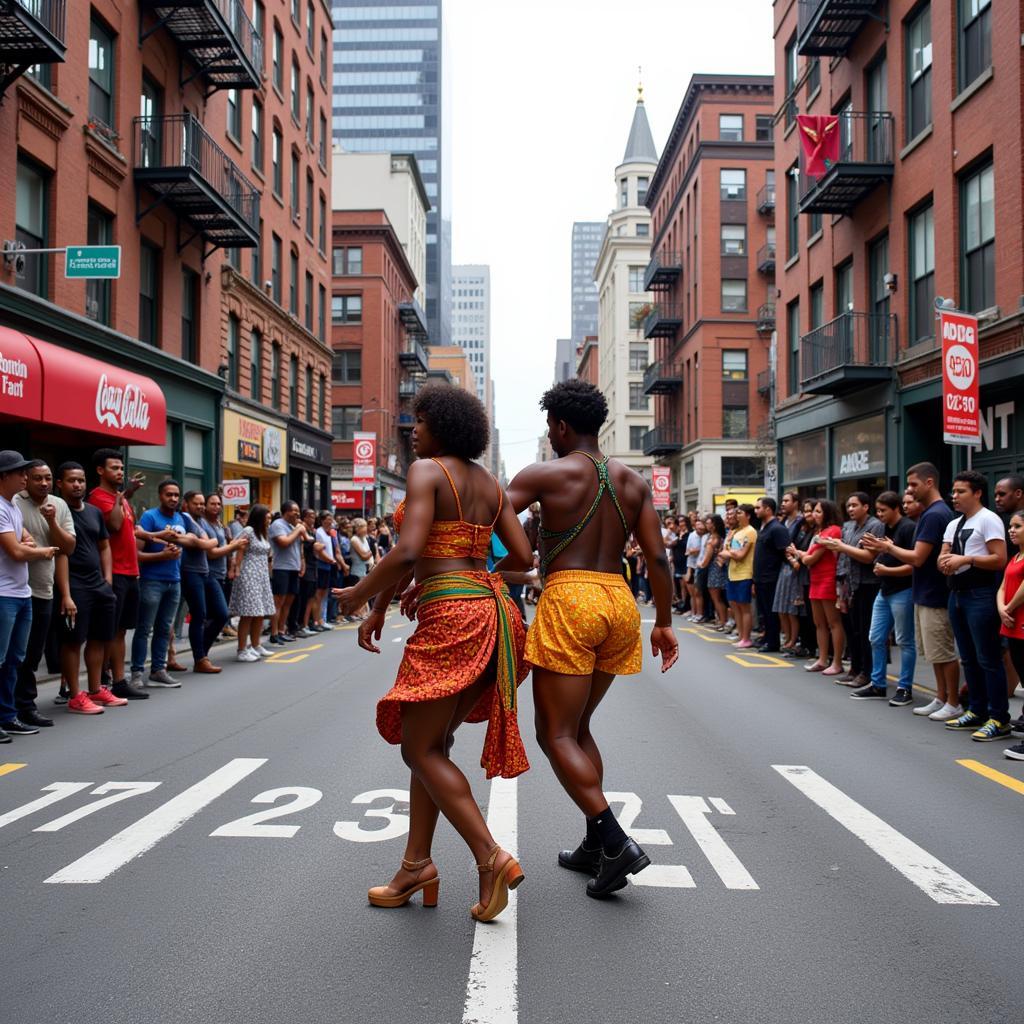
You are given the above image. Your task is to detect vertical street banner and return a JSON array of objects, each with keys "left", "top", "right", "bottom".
[
  {"left": 353, "top": 431, "right": 377, "bottom": 481},
  {"left": 940, "top": 309, "right": 981, "bottom": 445},
  {"left": 651, "top": 466, "right": 671, "bottom": 510}
]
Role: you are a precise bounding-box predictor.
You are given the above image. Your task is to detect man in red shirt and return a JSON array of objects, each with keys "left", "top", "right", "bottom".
[{"left": 88, "top": 449, "right": 170, "bottom": 700}]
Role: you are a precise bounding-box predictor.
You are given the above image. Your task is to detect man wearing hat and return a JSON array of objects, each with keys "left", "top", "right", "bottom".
[{"left": 0, "top": 451, "right": 59, "bottom": 743}]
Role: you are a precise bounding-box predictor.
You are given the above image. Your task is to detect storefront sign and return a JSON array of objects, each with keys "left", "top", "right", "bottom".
[
  {"left": 220, "top": 480, "right": 251, "bottom": 505},
  {"left": 238, "top": 440, "right": 260, "bottom": 463},
  {"left": 832, "top": 415, "right": 886, "bottom": 480},
  {"left": 651, "top": 466, "right": 671, "bottom": 510},
  {"left": 353, "top": 431, "right": 377, "bottom": 482},
  {"left": 940, "top": 309, "right": 981, "bottom": 446},
  {"left": 331, "top": 488, "right": 365, "bottom": 510},
  {"left": 977, "top": 401, "right": 1014, "bottom": 452},
  {"left": 291, "top": 438, "right": 321, "bottom": 461},
  {"left": 222, "top": 410, "right": 287, "bottom": 474}
]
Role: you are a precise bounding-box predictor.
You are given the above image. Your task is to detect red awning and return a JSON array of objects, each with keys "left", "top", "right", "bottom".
[
  {"left": 0, "top": 329, "right": 167, "bottom": 445},
  {"left": 331, "top": 488, "right": 369, "bottom": 509}
]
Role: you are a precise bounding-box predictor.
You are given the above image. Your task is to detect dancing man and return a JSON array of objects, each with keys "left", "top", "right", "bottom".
[{"left": 507, "top": 379, "right": 678, "bottom": 898}]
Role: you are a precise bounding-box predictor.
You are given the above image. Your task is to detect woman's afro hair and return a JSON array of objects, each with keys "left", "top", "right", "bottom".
[
  {"left": 413, "top": 382, "right": 490, "bottom": 460},
  {"left": 540, "top": 379, "right": 608, "bottom": 436}
]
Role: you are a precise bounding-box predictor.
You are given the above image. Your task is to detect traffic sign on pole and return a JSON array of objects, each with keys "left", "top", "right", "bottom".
[
  {"left": 939, "top": 308, "right": 981, "bottom": 446},
  {"left": 65, "top": 246, "right": 122, "bottom": 279}
]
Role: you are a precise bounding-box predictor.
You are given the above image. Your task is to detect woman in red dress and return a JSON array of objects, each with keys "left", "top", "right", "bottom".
[
  {"left": 796, "top": 499, "right": 846, "bottom": 676},
  {"left": 337, "top": 384, "right": 534, "bottom": 922}
]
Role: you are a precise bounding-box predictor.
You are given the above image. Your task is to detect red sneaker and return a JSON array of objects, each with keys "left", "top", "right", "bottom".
[
  {"left": 67, "top": 692, "right": 104, "bottom": 715},
  {"left": 89, "top": 687, "right": 128, "bottom": 707}
]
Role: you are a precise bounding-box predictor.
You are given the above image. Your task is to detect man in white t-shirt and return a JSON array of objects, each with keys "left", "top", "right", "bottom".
[{"left": 938, "top": 469, "right": 1009, "bottom": 741}]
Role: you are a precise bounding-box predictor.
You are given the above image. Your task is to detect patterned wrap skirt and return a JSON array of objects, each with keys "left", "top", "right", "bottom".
[
  {"left": 772, "top": 563, "right": 808, "bottom": 617},
  {"left": 376, "top": 570, "right": 530, "bottom": 780}
]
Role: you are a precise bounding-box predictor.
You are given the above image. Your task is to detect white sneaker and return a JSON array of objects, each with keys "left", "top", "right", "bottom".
[
  {"left": 929, "top": 703, "right": 964, "bottom": 721},
  {"left": 254, "top": 645, "right": 273, "bottom": 657},
  {"left": 913, "top": 698, "right": 944, "bottom": 717},
  {"left": 297, "top": 627, "right": 316, "bottom": 638},
  {"left": 236, "top": 649, "right": 259, "bottom": 663}
]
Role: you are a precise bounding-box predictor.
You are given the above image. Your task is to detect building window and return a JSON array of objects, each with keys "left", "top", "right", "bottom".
[
  {"left": 226, "top": 88, "right": 241, "bottom": 141},
  {"left": 333, "top": 350, "right": 362, "bottom": 384},
  {"left": 720, "top": 169, "right": 745, "bottom": 200},
  {"left": 333, "top": 247, "right": 362, "bottom": 275},
  {"left": 318, "top": 192, "right": 327, "bottom": 251},
  {"left": 908, "top": 203, "right": 935, "bottom": 343},
  {"left": 271, "top": 343, "right": 281, "bottom": 408},
  {"left": 289, "top": 250, "right": 299, "bottom": 314},
  {"left": 719, "top": 114, "right": 743, "bottom": 141},
  {"left": 722, "top": 350, "right": 748, "bottom": 380},
  {"left": 637, "top": 176, "right": 649, "bottom": 206},
  {"left": 628, "top": 266, "right": 645, "bottom": 293},
  {"left": 271, "top": 233, "right": 282, "bottom": 304},
  {"left": 305, "top": 172, "right": 314, "bottom": 236},
  {"left": 88, "top": 17, "right": 115, "bottom": 129},
  {"left": 272, "top": 126, "right": 282, "bottom": 195},
  {"left": 720, "top": 224, "right": 746, "bottom": 256},
  {"left": 906, "top": 4, "right": 932, "bottom": 141},
  {"left": 755, "top": 115, "right": 772, "bottom": 143},
  {"left": 304, "top": 363, "right": 313, "bottom": 422},
  {"left": 15, "top": 158, "right": 47, "bottom": 298},
  {"left": 227, "top": 314, "right": 240, "bottom": 390},
  {"left": 289, "top": 354, "right": 298, "bottom": 416},
  {"left": 960, "top": 161, "right": 995, "bottom": 313},
  {"left": 306, "top": 0, "right": 315, "bottom": 50},
  {"left": 332, "top": 294, "right": 362, "bottom": 323},
  {"left": 628, "top": 382, "right": 648, "bottom": 411},
  {"left": 251, "top": 100, "right": 263, "bottom": 171},
  {"left": 629, "top": 426, "right": 646, "bottom": 451},
  {"left": 250, "top": 329, "right": 262, "bottom": 401},
  {"left": 272, "top": 23, "right": 283, "bottom": 92},
  {"left": 291, "top": 58, "right": 301, "bottom": 121},
  {"left": 810, "top": 280, "right": 825, "bottom": 328},
  {"left": 306, "top": 84, "right": 315, "bottom": 144},
  {"left": 181, "top": 269, "right": 199, "bottom": 364},
  {"left": 139, "top": 242, "right": 159, "bottom": 346},
  {"left": 318, "top": 373, "right": 326, "bottom": 429},
  {"left": 86, "top": 203, "right": 113, "bottom": 325},
  {"left": 721, "top": 456, "right": 765, "bottom": 486},
  {"left": 721, "top": 279, "right": 747, "bottom": 312},
  {"left": 290, "top": 0, "right": 300, "bottom": 26},
  {"left": 290, "top": 151, "right": 300, "bottom": 220},
  {"left": 723, "top": 407, "right": 749, "bottom": 439},
  {"left": 320, "top": 30, "right": 328, "bottom": 84},
  {"left": 636, "top": 223, "right": 649, "bottom": 237},
  {"left": 254, "top": 2, "right": 265, "bottom": 67},
  {"left": 784, "top": 35, "right": 797, "bottom": 127},
  {"left": 787, "top": 299, "right": 800, "bottom": 395},
  {"left": 619, "top": 178, "right": 628, "bottom": 208},
  {"left": 304, "top": 271, "right": 313, "bottom": 330},
  {"left": 139, "top": 77, "right": 162, "bottom": 167},
  {"left": 628, "top": 343, "right": 648, "bottom": 372},
  {"left": 959, "top": 0, "right": 991, "bottom": 91},
  {"left": 806, "top": 58, "right": 821, "bottom": 96},
  {"left": 318, "top": 283, "right": 326, "bottom": 341},
  {"left": 809, "top": 209, "right": 822, "bottom": 238},
  {"left": 332, "top": 406, "right": 362, "bottom": 441},
  {"left": 319, "top": 110, "right": 327, "bottom": 165},
  {"left": 786, "top": 165, "right": 799, "bottom": 259}
]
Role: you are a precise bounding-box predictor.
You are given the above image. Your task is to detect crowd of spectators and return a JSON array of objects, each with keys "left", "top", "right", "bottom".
[{"left": 0, "top": 447, "right": 388, "bottom": 739}]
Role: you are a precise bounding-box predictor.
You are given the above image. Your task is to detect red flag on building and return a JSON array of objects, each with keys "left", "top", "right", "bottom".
[{"left": 797, "top": 114, "right": 840, "bottom": 177}]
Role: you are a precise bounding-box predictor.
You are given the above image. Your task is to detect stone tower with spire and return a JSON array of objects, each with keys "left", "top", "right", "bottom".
[{"left": 592, "top": 83, "right": 660, "bottom": 475}]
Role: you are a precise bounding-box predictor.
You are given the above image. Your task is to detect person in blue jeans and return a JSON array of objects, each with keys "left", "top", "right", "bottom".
[
  {"left": 939, "top": 470, "right": 1010, "bottom": 741},
  {"left": 131, "top": 479, "right": 187, "bottom": 689},
  {"left": 0, "top": 451, "right": 59, "bottom": 742},
  {"left": 852, "top": 491, "right": 917, "bottom": 704}
]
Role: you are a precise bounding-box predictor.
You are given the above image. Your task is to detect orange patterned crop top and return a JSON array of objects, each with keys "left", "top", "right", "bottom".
[{"left": 393, "top": 458, "right": 503, "bottom": 561}]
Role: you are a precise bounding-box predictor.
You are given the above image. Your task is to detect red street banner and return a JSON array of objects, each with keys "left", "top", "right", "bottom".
[
  {"left": 352, "top": 431, "right": 377, "bottom": 481},
  {"left": 331, "top": 489, "right": 365, "bottom": 510},
  {"left": 797, "top": 114, "right": 840, "bottom": 177},
  {"left": 940, "top": 309, "right": 981, "bottom": 446},
  {"left": 651, "top": 466, "right": 671, "bottom": 511}
]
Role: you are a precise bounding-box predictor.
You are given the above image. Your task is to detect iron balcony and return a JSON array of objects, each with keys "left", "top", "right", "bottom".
[
  {"left": 398, "top": 338, "right": 430, "bottom": 375},
  {"left": 756, "top": 182, "right": 775, "bottom": 214},
  {"left": 643, "top": 303, "right": 683, "bottom": 340},
  {"left": 642, "top": 360, "right": 682, "bottom": 396},
  {"left": 0, "top": 0, "right": 66, "bottom": 95},
  {"left": 797, "top": 0, "right": 879, "bottom": 57},
  {"left": 133, "top": 114, "right": 260, "bottom": 256},
  {"left": 642, "top": 250, "right": 682, "bottom": 292},
  {"left": 756, "top": 303, "right": 776, "bottom": 333},
  {"left": 798, "top": 111, "right": 894, "bottom": 215},
  {"left": 799, "top": 311, "right": 895, "bottom": 395},
  {"left": 139, "top": 0, "right": 262, "bottom": 94},
  {"left": 756, "top": 242, "right": 776, "bottom": 275},
  {"left": 642, "top": 426, "right": 684, "bottom": 458},
  {"left": 397, "top": 297, "right": 428, "bottom": 338},
  {"left": 399, "top": 379, "right": 420, "bottom": 399}
]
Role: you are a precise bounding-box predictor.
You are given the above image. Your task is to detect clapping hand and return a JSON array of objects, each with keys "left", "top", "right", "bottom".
[
  {"left": 399, "top": 583, "right": 422, "bottom": 620},
  {"left": 332, "top": 586, "right": 359, "bottom": 615}
]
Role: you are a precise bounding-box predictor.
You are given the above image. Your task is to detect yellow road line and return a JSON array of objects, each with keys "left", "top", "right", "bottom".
[
  {"left": 957, "top": 759, "right": 1024, "bottom": 797},
  {"left": 726, "top": 653, "right": 788, "bottom": 669},
  {"left": 678, "top": 628, "right": 735, "bottom": 644},
  {"left": 0, "top": 763, "right": 27, "bottom": 777},
  {"left": 264, "top": 642, "right": 323, "bottom": 664}
]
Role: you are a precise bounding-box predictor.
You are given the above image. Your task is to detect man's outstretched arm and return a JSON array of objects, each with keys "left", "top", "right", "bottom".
[{"left": 506, "top": 463, "right": 550, "bottom": 515}]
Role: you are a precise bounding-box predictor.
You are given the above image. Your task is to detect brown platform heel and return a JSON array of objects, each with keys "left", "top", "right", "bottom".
[
  {"left": 470, "top": 846, "right": 524, "bottom": 923},
  {"left": 367, "top": 857, "right": 439, "bottom": 908}
]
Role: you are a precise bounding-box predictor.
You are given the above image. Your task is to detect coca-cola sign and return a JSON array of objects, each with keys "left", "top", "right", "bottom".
[{"left": 95, "top": 374, "right": 152, "bottom": 433}]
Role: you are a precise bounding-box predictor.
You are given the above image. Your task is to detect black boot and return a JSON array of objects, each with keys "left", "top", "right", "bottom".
[
  {"left": 585, "top": 838, "right": 650, "bottom": 899},
  {"left": 557, "top": 841, "right": 602, "bottom": 875}
]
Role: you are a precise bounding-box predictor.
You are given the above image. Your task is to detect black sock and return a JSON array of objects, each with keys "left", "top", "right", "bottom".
[
  {"left": 584, "top": 815, "right": 601, "bottom": 850},
  {"left": 587, "top": 807, "right": 628, "bottom": 854}
]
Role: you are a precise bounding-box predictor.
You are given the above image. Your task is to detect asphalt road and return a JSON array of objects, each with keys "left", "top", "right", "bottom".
[{"left": 2, "top": 610, "right": 1023, "bottom": 1024}]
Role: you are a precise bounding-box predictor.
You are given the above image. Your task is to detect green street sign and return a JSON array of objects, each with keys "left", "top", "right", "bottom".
[{"left": 65, "top": 245, "right": 121, "bottom": 279}]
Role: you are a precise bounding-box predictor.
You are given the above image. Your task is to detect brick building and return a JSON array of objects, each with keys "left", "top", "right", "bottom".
[
  {"left": 330, "top": 207, "right": 427, "bottom": 516},
  {"left": 773, "top": 0, "right": 1023, "bottom": 502},
  {"left": 0, "top": 1, "right": 333, "bottom": 512},
  {"left": 644, "top": 74, "right": 776, "bottom": 512}
]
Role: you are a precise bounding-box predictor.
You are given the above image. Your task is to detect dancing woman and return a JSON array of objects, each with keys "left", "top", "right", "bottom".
[{"left": 336, "top": 384, "right": 534, "bottom": 923}]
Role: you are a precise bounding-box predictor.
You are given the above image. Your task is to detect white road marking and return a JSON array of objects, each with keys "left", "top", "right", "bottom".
[
  {"left": 462, "top": 776, "right": 518, "bottom": 1024},
  {"left": 606, "top": 791, "right": 672, "bottom": 844},
  {"left": 773, "top": 765, "right": 998, "bottom": 906},
  {"left": 709, "top": 798, "right": 734, "bottom": 815},
  {"left": 34, "top": 781, "right": 162, "bottom": 832},
  {"left": 0, "top": 782, "right": 92, "bottom": 830},
  {"left": 668, "top": 796, "right": 759, "bottom": 890},
  {"left": 45, "top": 758, "right": 266, "bottom": 884},
  {"left": 630, "top": 864, "right": 696, "bottom": 888}
]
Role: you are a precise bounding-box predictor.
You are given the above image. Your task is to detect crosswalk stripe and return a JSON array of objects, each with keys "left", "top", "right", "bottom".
[{"left": 773, "top": 765, "right": 997, "bottom": 906}]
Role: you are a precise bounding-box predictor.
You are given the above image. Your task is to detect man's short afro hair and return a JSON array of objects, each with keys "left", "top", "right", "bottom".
[
  {"left": 540, "top": 379, "right": 608, "bottom": 436},
  {"left": 414, "top": 382, "right": 490, "bottom": 460}
]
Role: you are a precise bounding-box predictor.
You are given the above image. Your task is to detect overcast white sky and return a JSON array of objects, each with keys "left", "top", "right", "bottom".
[{"left": 446, "top": 0, "right": 774, "bottom": 475}]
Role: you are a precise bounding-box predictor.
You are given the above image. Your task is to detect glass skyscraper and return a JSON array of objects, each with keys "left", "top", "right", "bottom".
[
  {"left": 332, "top": 1, "right": 451, "bottom": 344},
  {"left": 571, "top": 221, "right": 604, "bottom": 344}
]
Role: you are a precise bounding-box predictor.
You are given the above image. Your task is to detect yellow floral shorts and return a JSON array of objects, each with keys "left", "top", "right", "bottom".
[{"left": 525, "top": 570, "right": 642, "bottom": 677}]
